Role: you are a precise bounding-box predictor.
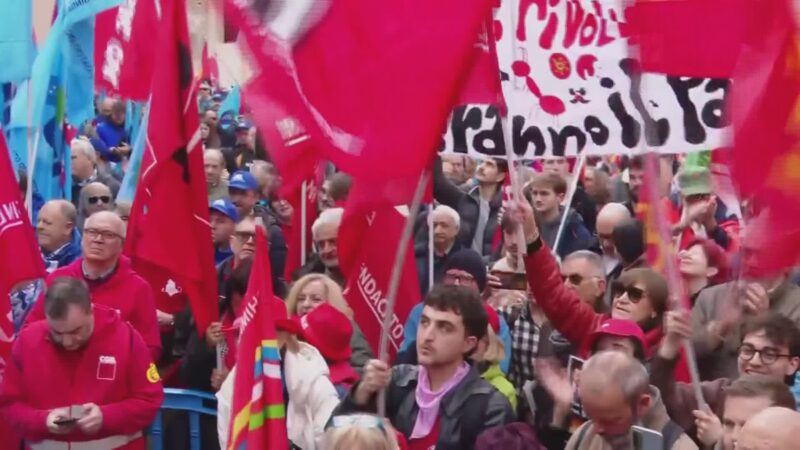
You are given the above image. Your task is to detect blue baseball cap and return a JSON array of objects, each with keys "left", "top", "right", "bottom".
[
  {"left": 228, "top": 171, "right": 258, "bottom": 192},
  {"left": 209, "top": 198, "right": 240, "bottom": 222},
  {"left": 212, "top": 93, "right": 224, "bottom": 102},
  {"left": 235, "top": 117, "right": 253, "bottom": 130}
]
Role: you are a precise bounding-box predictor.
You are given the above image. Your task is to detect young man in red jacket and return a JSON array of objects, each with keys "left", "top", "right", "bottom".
[
  {"left": 0, "top": 277, "right": 163, "bottom": 450},
  {"left": 24, "top": 211, "right": 161, "bottom": 360}
]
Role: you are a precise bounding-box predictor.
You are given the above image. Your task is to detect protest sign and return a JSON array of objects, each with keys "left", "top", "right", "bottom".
[{"left": 441, "top": 0, "right": 730, "bottom": 159}]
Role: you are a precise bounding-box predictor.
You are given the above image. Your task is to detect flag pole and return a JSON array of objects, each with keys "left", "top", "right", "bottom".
[
  {"left": 377, "top": 169, "right": 430, "bottom": 417},
  {"left": 301, "top": 181, "right": 308, "bottom": 266},
  {"left": 551, "top": 153, "right": 587, "bottom": 257},
  {"left": 428, "top": 203, "right": 434, "bottom": 291},
  {"left": 501, "top": 116, "right": 527, "bottom": 267}
]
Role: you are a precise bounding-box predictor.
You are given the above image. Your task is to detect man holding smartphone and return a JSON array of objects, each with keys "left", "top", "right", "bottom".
[{"left": 0, "top": 277, "right": 163, "bottom": 450}]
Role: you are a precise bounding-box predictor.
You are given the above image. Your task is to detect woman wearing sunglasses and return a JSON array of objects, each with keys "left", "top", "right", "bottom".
[{"left": 506, "top": 199, "right": 693, "bottom": 382}]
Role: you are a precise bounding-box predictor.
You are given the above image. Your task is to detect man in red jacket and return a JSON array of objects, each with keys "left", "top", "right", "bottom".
[
  {"left": 25, "top": 211, "right": 161, "bottom": 359},
  {"left": 0, "top": 277, "right": 163, "bottom": 450}
]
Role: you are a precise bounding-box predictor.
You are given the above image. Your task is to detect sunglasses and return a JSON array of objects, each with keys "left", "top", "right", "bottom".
[
  {"left": 610, "top": 281, "right": 646, "bottom": 303},
  {"left": 84, "top": 228, "right": 123, "bottom": 241},
  {"left": 329, "top": 414, "right": 386, "bottom": 435},
  {"left": 88, "top": 195, "right": 111, "bottom": 205},
  {"left": 561, "top": 273, "right": 585, "bottom": 285},
  {"left": 235, "top": 231, "right": 256, "bottom": 242}
]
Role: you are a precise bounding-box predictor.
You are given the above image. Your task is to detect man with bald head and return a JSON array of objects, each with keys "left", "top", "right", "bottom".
[
  {"left": 596, "top": 203, "right": 632, "bottom": 278},
  {"left": 567, "top": 351, "right": 697, "bottom": 450},
  {"left": 205, "top": 149, "right": 228, "bottom": 202},
  {"left": 25, "top": 211, "right": 161, "bottom": 359},
  {"left": 736, "top": 407, "right": 800, "bottom": 450},
  {"left": 37, "top": 200, "right": 81, "bottom": 273}
]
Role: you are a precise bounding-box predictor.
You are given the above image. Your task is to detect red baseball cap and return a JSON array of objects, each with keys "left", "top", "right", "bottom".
[
  {"left": 272, "top": 296, "right": 301, "bottom": 335},
  {"left": 295, "top": 303, "right": 353, "bottom": 363},
  {"left": 484, "top": 304, "right": 500, "bottom": 334},
  {"left": 585, "top": 318, "right": 649, "bottom": 357}
]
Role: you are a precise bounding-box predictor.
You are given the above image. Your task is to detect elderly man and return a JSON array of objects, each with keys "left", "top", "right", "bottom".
[
  {"left": 25, "top": 211, "right": 161, "bottom": 360},
  {"left": 37, "top": 200, "right": 81, "bottom": 273},
  {"left": 210, "top": 198, "right": 239, "bottom": 264},
  {"left": 561, "top": 250, "right": 607, "bottom": 312},
  {"left": 568, "top": 351, "right": 698, "bottom": 450},
  {"left": 217, "top": 215, "right": 262, "bottom": 299},
  {"left": 250, "top": 160, "right": 280, "bottom": 202},
  {"left": 595, "top": 203, "right": 632, "bottom": 279},
  {"left": 70, "top": 138, "right": 120, "bottom": 206},
  {"left": 0, "top": 278, "right": 163, "bottom": 450},
  {"left": 415, "top": 205, "right": 462, "bottom": 295},
  {"left": 204, "top": 149, "right": 228, "bottom": 202},
  {"left": 736, "top": 407, "right": 800, "bottom": 450},
  {"left": 294, "top": 207, "right": 345, "bottom": 286},
  {"left": 77, "top": 182, "right": 115, "bottom": 232}
]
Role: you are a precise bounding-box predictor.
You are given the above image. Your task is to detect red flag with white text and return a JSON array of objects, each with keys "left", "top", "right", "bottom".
[
  {"left": 95, "top": 0, "right": 161, "bottom": 100},
  {"left": 338, "top": 204, "right": 421, "bottom": 361},
  {"left": 125, "top": 0, "right": 217, "bottom": 335},
  {"left": 226, "top": 0, "right": 493, "bottom": 193},
  {"left": 284, "top": 163, "right": 324, "bottom": 280}
]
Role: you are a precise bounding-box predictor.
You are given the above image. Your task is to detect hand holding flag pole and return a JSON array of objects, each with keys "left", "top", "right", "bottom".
[{"left": 376, "top": 170, "right": 431, "bottom": 417}]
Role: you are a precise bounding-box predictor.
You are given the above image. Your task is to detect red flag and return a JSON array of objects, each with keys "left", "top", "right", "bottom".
[
  {"left": 457, "top": 14, "right": 507, "bottom": 114},
  {"left": 0, "top": 130, "right": 44, "bottom": 377},
  {"left": 338, "top": 203, "right": 421, "bottom": 361},
  {"left": 201, "top": 43, "right": 219, "bottom": 88},
  {"left": 284, "top": 163, "right": 324, "bottom": 280},
  {"left": 629, "top": 0, "right": 748, "bottom": 78},
  {"left": 95, "top": 0, "right": 161, "bottom": 100},
  {"left": 226, "top": 225, "right": 288, "bottom": 450},
  {"left": 125, "top": 0, "right": 217, "bottom": 335},
  {"left": 728, "top": 0, "right": 800, "bottom": 276},
  {"left": 227, "top": 0, "right": 493, "bottom": 189}
]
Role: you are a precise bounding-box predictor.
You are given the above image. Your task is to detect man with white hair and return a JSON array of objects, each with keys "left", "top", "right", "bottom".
[
  {"left": 293, "top": 207, "right": 345, "bottom": 286},
  {"left": 37, "top": 200, "right": 81, "bottom": 273},
  {"left": 415, "top": 204, "right": 463, "bottom": 295},
  {"left": 69, "top": 138, "right": 120, "bottom": 207},
  {"left": 25, "top": 211, "right": 161, "bottom": 360}
]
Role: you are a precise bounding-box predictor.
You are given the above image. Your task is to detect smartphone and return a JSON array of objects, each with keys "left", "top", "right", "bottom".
[
  {"left": 53, "top": 417, "right": 78, "bottom": 426},
  {"left": 491, "top": 271, "right": 528, "bottom": 291},
  {"left": 632, "top": 425, "right": 663, "bottom": 450}
]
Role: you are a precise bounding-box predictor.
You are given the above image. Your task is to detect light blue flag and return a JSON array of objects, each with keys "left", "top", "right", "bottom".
[
  {"left": 117, "top": 104, "right": 149, "bottom": 203},
  {"left": 218, "top": 86, "right": 241, "bottom": 132},
  {"left": 63, "top": 17, "right": 96, "bottom": 129},
  {"left": 0, "top": 0, "right": 35, "bottom": 83}
]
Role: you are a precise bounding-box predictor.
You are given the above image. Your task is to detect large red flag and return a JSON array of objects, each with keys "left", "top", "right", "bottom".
[
  {"left": 0, "top": 131, "right": 45, "bottom": 450},
  {"left": 226, "top": 0, "right": 494, "bottom": 188},
  {"left": 226, "top": 225, "right": 288, "bottom": 450},
  {"left": 95, "top": 0, "right": 161, "bottom": 100},
  {"left": 629, "top": 0, "right": 748, "bottom": 78},
  {"left": 728, "top": 0, "right": 800, "bottom": 276},
  {"left": 283, "top": 163, "right": 324, "bottom": 281},
  {"left": 456, "top": 12, "right": 507, "bottom": 114},
  {"left": 338, "top": 203, "right": 421, "bottom": 361},
  {"left": 125, "top": 0, "right": 217, "bottom": 335}
]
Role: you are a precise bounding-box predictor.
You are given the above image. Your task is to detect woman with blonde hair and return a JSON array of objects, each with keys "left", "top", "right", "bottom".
[
  {"left": 286, "top": 273, "right": 374, "bottom": 373},
  {"left": 473, "top": 305, "right": 517, "bottom": 411},
  {"left": 324, "top": 414, "right": 402, "bottom": 450}
]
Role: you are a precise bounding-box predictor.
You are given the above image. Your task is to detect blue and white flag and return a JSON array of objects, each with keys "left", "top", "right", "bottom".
[{"left": 117, "top": 103, "right": 149, "bottom": 203}]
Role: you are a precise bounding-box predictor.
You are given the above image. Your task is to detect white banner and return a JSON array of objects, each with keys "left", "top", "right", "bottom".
[{"left": 441, "top": 0, "right": 730, "bottom": 159}]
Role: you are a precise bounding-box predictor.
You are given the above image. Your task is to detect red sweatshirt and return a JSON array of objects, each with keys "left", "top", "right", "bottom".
[
  {"left": 0, "top": 305, "right": 164, "bottom": 449},
  {"left": 25, "top": 256, "right": 161, "bottom": 360},
  {"left": 524, "top": 242, "right": 691, "bottom": 382}
]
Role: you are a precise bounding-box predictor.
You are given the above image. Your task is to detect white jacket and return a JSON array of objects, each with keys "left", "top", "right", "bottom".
[{"left": 217, "top": 342, "right": 341, "bottom": 450}]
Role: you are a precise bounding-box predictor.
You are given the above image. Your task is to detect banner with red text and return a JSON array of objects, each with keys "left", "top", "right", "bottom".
[{"left": 440, "top": 0, "right": 730, "bottom": 159}]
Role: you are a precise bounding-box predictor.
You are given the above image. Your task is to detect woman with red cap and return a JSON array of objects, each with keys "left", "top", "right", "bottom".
[
  {"left": 215, "top": 266, "right": 341, "bottom": 450},
  {"left": 294, "top": 303, "right": 360, "bottom": 399},
  {"left": 286, "top": 273, "right": 374, "bottom": 373},
  {"left": 473, "top": 304, "right": 518, "bottom": 411}
]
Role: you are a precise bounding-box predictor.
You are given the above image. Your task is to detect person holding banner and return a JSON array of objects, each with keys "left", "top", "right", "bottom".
[{"left": 334, "top": 285, "right": 515, "bottom": 450}]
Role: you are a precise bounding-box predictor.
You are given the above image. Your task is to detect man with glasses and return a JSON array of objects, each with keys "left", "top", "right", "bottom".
[
  {"left": 77, "top": 182, "right": 115, "bottom": 232},
  {"left": 24, "top": 211, "right": 161, "bottom": 360},
  {"left": 561, "top": 250, "right": 607, "bottom": 312},
  {"left": 216, "top": 215, "right": 263, "bottom": 303},
  {"left": 651, "top": 310, "right": 800, "bottom": 444}
]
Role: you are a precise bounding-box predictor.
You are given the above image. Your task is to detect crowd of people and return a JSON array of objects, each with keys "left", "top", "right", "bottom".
[{"left": 1, "top": 85, "right": 800, "bottom": 450}]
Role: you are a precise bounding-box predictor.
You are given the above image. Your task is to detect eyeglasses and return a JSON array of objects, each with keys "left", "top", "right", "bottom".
[
  {"left": 88, "top": 195, "right": 111, "bottom": 205},
  {"left": 235, "top": 231, "right": 256, "bottom": 242},
  {"left": 84, "top": 228, "right": 123, "bottom": 241},
  {"left": 444, "top": 272, "right": 476, "bottom": 285},
  {"left": 738, "top": 344, "right": 794, "bottom": 365},
  {"left": 561, "top": 273, "right": 585, "bottom": 285},
  {"left": 610, "top": 281, "right": 645, "bottom": 303},
  {"left": 329, "top": 414, "right": 386, "bottom": 434}
]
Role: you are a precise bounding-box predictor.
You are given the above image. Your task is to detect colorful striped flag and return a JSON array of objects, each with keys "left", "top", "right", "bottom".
[{"left": 227, "top": 225, "right": 289, "bottom": 450}]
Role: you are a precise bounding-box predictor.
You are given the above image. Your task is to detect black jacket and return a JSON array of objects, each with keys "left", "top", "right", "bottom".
[
  {"left": 334, "top": 364, "right": 515, "bottom": 450},
  {"left": 432, "top": 157, "right": 502, "bottom": 260}
]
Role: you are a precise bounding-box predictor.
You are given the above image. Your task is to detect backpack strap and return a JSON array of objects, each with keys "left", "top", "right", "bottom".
[
  {"left": 573, "top": 422, "right": 592, "bottom": 449},
  {"left": 660, "top": 421, "right": 683, "bottom": 450}
]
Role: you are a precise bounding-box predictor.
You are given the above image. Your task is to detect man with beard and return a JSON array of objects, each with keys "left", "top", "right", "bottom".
[
  {"left": 567, "top": 351, "right": 698, "bottom": 450},
  {"left": 0, "top": 278, "right": 163, "bottom": 450}
]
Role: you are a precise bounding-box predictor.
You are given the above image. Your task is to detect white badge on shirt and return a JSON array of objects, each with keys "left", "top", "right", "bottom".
[{"left": 97, "top": 355, "right": 117, "bottom": 381}]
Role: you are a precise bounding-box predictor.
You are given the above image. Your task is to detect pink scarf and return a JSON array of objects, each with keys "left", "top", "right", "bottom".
[{"left": 411, "top": 362, "right": 470, "bottom": 439}]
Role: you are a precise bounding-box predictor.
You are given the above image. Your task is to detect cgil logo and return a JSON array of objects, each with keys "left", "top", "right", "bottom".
[{"left": 356, "top": 264, "right": 403, "bottom": 348}]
